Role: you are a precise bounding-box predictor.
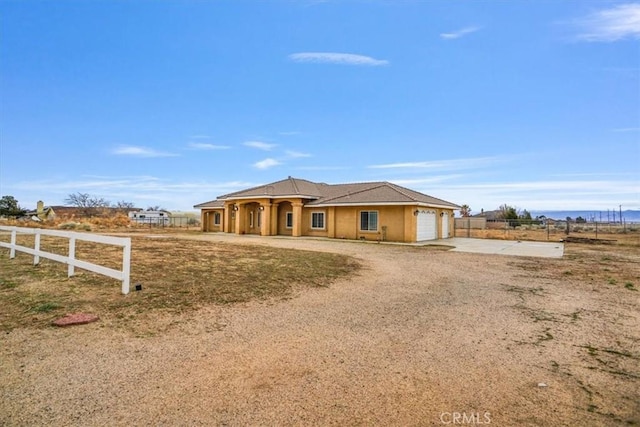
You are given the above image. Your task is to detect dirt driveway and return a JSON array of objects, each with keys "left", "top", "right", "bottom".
[{"left": 1, "top": 234, "right": 638, "bottom": 426}]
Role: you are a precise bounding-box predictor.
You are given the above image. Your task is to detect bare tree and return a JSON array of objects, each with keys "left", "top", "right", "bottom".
[
  {"left": 115, "top": 200, "right": 136, "bottom": 210},
  {"left": 65, "top": 192, "right": 111, "bottom": 217}
]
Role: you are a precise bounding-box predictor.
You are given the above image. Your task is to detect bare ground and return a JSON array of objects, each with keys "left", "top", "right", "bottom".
[{"left": 1, "top": 234, "right": 639, "bottom": 426}]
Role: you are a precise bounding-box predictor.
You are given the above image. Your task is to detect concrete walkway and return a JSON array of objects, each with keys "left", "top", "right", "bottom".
[{"left": 433, "top": 237, "right": 564, "bottom": 258}]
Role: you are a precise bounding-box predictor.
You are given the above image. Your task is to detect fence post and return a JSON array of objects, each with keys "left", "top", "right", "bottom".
[
  {"left": 546, "top": 221, "right": 550, "bottom": 241},
  {"left": 34, "top": 230, "right": 41, "bottom": 265},
  {"left": 68, "top": 237, "right": 76, "bottom": 277},
  {"left": 9, "top": 229, "right": 16, "bottom": 259},
  {"left": 121, "top": 239, "right": 131, "bottom": 294},
  {"left": 595, "top": 222, "right": 598, "bottom": 239}
]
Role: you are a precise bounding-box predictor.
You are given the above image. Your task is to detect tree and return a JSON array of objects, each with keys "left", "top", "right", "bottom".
[
  {"left": 146, "top": 205, "right": 164, "bottom": 211},
  {"left": 460, "top": 204, "right": 471, "bottom": 217},
  {"left": 0, "top": 195, "right": 26, "bottom": 217},
  {"left": 64, "top": 192, "right": 111, "bottom": 217},
  {"left": 115, "top": 200, "right": 136, "bottom": 210},
  {"left": 498, "top": 204, "right": 518, "bottom": 220}
]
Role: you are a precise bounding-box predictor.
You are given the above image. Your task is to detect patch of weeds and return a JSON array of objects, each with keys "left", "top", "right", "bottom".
[
  {"left": 563, "top": 310, "right": 581, "bottom": 321},
  {"left": 504, "top": 285, "right": 544, "bottom": 296},
  {"left": 583, "top": 344, "right": 598, "bottom": 356},
  {"left": 32, "top": 302, "right": 62, "bottom": 313},
  {"left": 587, "top": 404, "right": 598, "bottom": 413},
  {"left": 624, "top": 282, "right": 637, "bottom": 291},
  {"left": 0, "top": 278, "right": 18, "bottom": 289},
  {"left": 608, "top": 278, "right": 617, "bottom": 285},
  {"left": 562, "top": 270, "right": 573, "bottom": 276},
  {"left": 536, "top": 328, "right": 554, "bottom": 344}
]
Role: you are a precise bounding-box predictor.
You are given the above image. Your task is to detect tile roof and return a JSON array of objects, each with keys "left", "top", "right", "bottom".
[{"left": 194, "top": 176, "right": 460, "bottom": 209}]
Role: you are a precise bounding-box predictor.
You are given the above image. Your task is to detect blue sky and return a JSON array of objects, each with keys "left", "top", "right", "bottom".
[{"left": 1, "top": 0, "right": 638, "bottom": 214}]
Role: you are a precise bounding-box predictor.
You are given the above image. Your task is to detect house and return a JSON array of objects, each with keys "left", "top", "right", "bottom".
[
  {"left": 22, "top": 201, "right": 56, "bottom": 221},
  {"left": 194, "top": 177, "right": 460, "bottom": 243},
  {"left": 128, "top": 210, "right": 171, "bottom": 225}
]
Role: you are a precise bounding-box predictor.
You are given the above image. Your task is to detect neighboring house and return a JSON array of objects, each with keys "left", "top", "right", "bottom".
[
  {"left": 194, "top": 177, "right": 460, "bottom": 243},
  {"left": 128, "top": 210, "right": 171, "bottom": 225},
  {"left": 22, "top": 201, "right": 56, "bottom": 221}
]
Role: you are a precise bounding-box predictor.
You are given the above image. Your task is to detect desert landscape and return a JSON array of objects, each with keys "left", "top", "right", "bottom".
[{"left": 1, "top": 230, "right": 638, "bottom": 426}]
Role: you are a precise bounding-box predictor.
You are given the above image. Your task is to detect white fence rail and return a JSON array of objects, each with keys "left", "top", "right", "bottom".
[{"left": 0, "top": 226, "right": 131, "bottom": 294}]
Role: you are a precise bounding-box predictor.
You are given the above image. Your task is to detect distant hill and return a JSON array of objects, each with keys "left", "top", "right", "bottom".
[{"left": 530, "top": 210, "right": 640, "bottom": 223}]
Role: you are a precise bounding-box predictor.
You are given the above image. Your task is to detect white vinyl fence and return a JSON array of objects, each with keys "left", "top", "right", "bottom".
[{"left": 0, "top": 226, "right": 131, "bottom": 294}]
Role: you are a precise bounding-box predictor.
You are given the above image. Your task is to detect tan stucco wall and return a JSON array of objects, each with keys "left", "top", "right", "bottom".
[
  {"left": 200, "top": 199, "right": 456, "bottom": 243},
  {"left": 331, "top": 205, "right": 408, "bottom": 242}
]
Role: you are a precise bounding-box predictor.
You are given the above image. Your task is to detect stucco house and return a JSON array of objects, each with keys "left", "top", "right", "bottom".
[{"left": 194, "top": 177, "right": 460, "bottom": 243}]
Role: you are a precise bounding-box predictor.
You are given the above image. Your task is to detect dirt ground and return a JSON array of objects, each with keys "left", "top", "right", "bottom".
[{"left": 1, "top": 234, "right": 639, "bottom": 426}]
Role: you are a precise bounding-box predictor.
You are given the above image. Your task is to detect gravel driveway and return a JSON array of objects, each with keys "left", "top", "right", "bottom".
[{"left": 1, "top": 234, "right": 637, "bottom": 426}]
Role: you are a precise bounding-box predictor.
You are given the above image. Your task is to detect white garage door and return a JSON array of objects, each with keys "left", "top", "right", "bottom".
[
  {"left": 416, "top": 210, "right": 437, "bottom": 241},
  {"left": 441, "top": 213, "right": 449, "bottom": 239}
]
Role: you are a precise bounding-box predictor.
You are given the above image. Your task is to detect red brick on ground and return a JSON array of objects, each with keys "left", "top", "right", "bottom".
[{"left": 52, "top": 313, "right": 99, "bottom": 327}]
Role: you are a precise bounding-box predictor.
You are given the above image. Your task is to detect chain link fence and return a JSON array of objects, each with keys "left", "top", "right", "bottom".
[{"left": 454, "top": 218, "right": 639, "bottom": 243}]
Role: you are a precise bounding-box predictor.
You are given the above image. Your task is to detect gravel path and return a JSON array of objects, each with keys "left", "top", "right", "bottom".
[{"left": 1, "top": 234, "right": 638, "bottom": 426}]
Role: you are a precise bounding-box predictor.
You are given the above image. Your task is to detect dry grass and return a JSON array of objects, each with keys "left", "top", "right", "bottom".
[
  {"left": 0, "top": 235, "right": 360, "bottom": 332},
  {"left": 455, "top": 227, "right": 640, "bottom": 244}
]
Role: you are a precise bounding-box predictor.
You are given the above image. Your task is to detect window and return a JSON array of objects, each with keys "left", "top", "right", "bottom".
[
  {"left": 249, "top": 211, "right": 254, "bottom": 228},
  {"left": 257, "top": 211, "right": 262, "bottom": 228},
  {"left": 213, "top": 212, "right": 221, "bottom": 225},
  {"left": 360, "top": 211, "right": 378, "bottom": 231},
  {"left": 286, "top": 212, "right": 293, "bottom": 228},
  {"left": 311, "top": 212, "right": 325, "bottom": 229}
]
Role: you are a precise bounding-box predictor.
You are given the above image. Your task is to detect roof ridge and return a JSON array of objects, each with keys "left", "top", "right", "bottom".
[
  {"left": 384, "top": 182, "right": 419, "bottom": 202},
  {"left": 318, "top": 182, "right": 388, "bottom": 204},
  {"left": 289, "top": 176, "right": 300, "bottom": 194}
]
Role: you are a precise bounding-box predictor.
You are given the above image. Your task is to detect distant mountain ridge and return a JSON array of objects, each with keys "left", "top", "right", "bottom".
[{"left": 529, "top": 210, "right": 640, "bottom": 223}]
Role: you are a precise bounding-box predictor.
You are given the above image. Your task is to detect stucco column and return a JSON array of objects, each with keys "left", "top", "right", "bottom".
[
  {"left": 235, "top": 204, "right": 244, "bottom": 235},
  {"left": 260, "top": 204, "right": 272, "bottom": 236},
  {"left": 223, "top": 205, "right": 232, "bottom": 233},
  {"left": 271, "top": 203, "right": 279, "bottom": 235},
  {"left": 292, "top": 202, "right": 303, "bottom": 237}
]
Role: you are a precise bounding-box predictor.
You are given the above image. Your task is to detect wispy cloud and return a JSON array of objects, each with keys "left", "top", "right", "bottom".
[
  {"left": 285, "top": 150, "right": 311, "bottom": 159},
  {"left": 574, "top": 3, "right": 640, "bottom": 42},
  {"left": 253, "top": 158, "right": 281, "bottom": 170},
  {"left": 244, "top": 141, "right": 277, "bottom": 151},
  {"left": 288, "top": 52, "right": 389, "bottom": 66},
  {"left": 188, "top": 142, "right": 231, "bottom": 150},
  {"left": 369, "top": 156, "right": 504, "bottom": 171},
  {"left": 440, "top": 26, "right": 481, "bottom": 40},
  {"left": 112, "top": 145, "right": 179, "bottom": 158}
]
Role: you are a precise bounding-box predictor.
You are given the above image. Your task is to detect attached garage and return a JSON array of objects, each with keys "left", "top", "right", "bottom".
[{"left": 416, "top": 209, "right": 437, "bottom": 241}]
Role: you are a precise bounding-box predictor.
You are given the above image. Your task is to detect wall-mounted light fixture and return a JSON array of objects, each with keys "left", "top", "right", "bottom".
[
  {"left": 440, "top": 212, "right": 445, "bottom": 217},
  {"left": 258, "top": 206, "right": 265, "bottom": 211},
  {"left": 233, "top": 205, "right": 239, "bottom": 211},
  {"left": 414, "top": 210, "right": 420, "bottom": 216}
]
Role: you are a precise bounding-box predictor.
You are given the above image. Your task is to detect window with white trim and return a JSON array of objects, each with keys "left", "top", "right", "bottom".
[
  {"left": 213, "top": 212, "right": 221, "bottom": 225},
  {"left": 249, "top": 211, "right": 254, "bottom": 228},
  {"left": 311, "top": 212, "right": 325, "bottom": 229},
  {"left": 360, "top": 211, "right": 378, "bottom": 231},
  {"left": 286, "top": 212, "right": 293, "bottom": 228}
]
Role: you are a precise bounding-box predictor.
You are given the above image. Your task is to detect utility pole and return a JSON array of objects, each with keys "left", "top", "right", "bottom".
[{"left": 619, "top": 205, "right": 622, "bottom": 224}]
